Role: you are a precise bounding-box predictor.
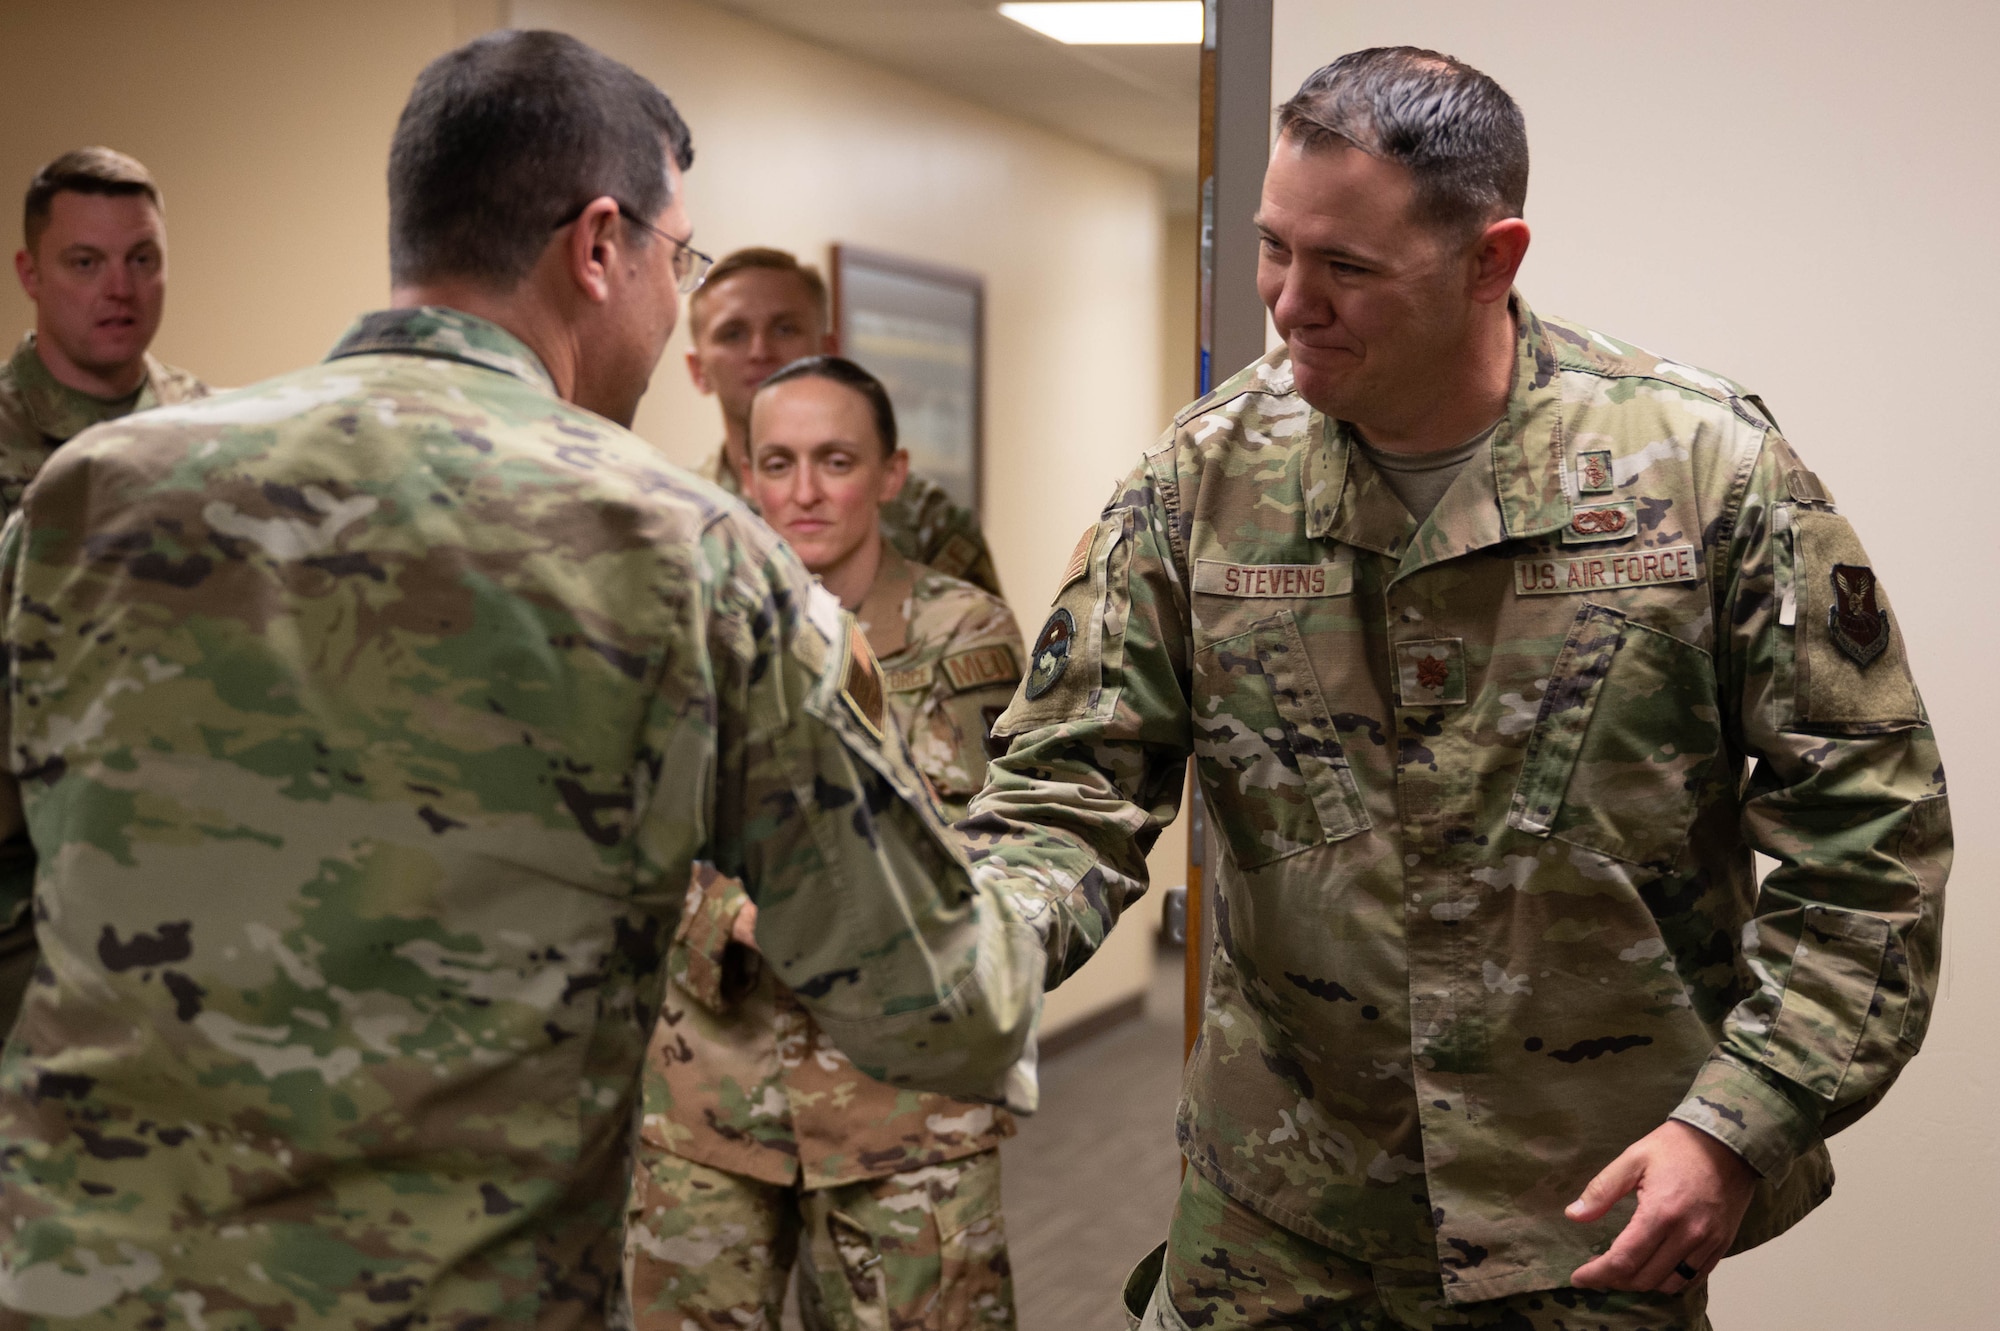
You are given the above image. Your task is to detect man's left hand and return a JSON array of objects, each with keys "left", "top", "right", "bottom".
[{"left": 1567, "top": 1120, "right": 1758, "bottom": 1293}]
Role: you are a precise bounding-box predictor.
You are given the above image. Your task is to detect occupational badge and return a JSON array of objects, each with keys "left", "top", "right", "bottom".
[
  {"left": 1827, "top": 563, "right": 1889, "bottom": 667},
  {"left": 1024, "top": 607, "right": 1075, "bottom": 700},
  {"left": 1577, "top": 449, "right": 1615, "bottom": 495},
  {"left": 1560, "top": 500, "right": 1637, "bottom": 545}
]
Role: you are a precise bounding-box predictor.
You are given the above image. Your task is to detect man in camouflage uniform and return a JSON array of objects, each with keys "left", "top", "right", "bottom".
[
  {"left": 685, "top": 247, "right": 1002, "bottom": 595},
  {"left": 0, "top": 147, "right": 208, "bottom": 1029},
  {"left": 0, "top": 34, "right": 1045, "bottom": 1330},
  {"left": 963, "top": 48, "right": 1949, "bottom": 1329},
  {"left": 630, "top": 357, "right": 1025, "bottom": 1330}
]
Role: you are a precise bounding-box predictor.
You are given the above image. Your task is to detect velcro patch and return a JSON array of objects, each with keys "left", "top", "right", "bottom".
[
  {"left": 933, "top": 533, "right": 981, "bottom": 579},
  {"left": 940, "top": 644, "right": 1019, "bottom": 694},
  {"left": 1192, "top": 559, "right": 1352, "bottom": 598},
  {"left": 1515, "top": 545, "right": 1698, "bottom": 596},
  {"left": 1577, "top": 450, "right": 1615, "bottom": 494},
  {"left": 883, "top": 665, "right": 934, "bottom": 694},
  {"left": 1786, "top": 467, "right": 1834, "bottom": 506},
  {"left": 1560, "top": 501, "right": 1637, "bottom": 545},
  {"left": 840, "top": 628, "right": 885, "bottom": 740},
  {"left": 1396, "top": 638, "right": 1466, "bottom": 706},
  {"left": 1057, "top": 526, "right": 1096, "bottom": 594}
]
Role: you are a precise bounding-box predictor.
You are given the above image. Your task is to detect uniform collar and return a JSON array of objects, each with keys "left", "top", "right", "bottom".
[
  {"left": 1305, "top": 292, "right": 1571, "bottom": 568},
  {"left": 9, "top": 331, "right": 164, "bottom": 444},
  {"left": 324, "top": 307, "right": 556, "bottom": 394},
  {"left": 706, "top": 443, "right": 746, "bottom": 498},
  {"left": 854, "top": 545, "right": 916, "bottom": 661}
]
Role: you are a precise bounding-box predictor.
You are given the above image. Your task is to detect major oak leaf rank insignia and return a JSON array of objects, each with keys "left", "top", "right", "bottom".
[
  {"left": 1828, "top": 563, "right": 1889, "bottom": 667},
  {"left": 1023, "top": 607, "right": 1075, "bottom": 700}
]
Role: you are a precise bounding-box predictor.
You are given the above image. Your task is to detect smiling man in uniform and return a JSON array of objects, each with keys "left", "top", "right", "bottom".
[{"left": 963, "top": 46, "right": 1949, "bottom": 1330}]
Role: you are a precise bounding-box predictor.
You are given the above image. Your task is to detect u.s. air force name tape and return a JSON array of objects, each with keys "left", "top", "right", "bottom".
[
  {"left": 1193, "top": 559, "right": 1352, "bottom": 598},
  {"left": 1514, "top": 544, "right": 1697, "bottom": 596}
]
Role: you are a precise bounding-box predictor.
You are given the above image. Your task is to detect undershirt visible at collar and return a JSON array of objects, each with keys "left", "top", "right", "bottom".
[{"left": 1355, "top": 419, "right": 1500, "bottom": 526}]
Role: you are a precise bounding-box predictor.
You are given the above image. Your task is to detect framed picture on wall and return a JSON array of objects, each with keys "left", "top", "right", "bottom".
[{"left": 831, "top": 245, "right": 985, "bottom": 517}]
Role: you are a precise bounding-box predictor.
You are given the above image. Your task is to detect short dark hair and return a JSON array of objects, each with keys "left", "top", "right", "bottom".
[
  {"left": 756, "top": 355, "right": 899, "bottom": 456},
  {"left": 24, "top": 147, "right": 161, "bottom": 253},
  {"left": 689, "top": 247, "right": 829, "bottom": 338},
  {"left": 1276, "top": 47, "right": 1527, "bottom": 235},
  {"left": 388, "top": 29, "right": 694, "bottom": 288}
]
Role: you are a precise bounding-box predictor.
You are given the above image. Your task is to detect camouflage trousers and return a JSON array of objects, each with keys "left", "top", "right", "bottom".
[
  {"left": 1125, "top": 1167, "right": 1710, "bottom": 1331},
  {"left": 625, "top": 1148, "right": 1015, "bottom": 1331}
]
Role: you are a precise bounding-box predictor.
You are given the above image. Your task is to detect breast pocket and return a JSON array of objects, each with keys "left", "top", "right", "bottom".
[
  {"left": 1507, "top": 602, "right": 1722, "bottom": 872},
  {"left": 1194, "top": 610, "right": 1370, "bottom": 869}
]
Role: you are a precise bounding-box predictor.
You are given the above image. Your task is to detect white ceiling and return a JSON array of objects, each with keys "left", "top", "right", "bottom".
[{"left": 706, "top": 0, "right": 1201, "bottom": 210}]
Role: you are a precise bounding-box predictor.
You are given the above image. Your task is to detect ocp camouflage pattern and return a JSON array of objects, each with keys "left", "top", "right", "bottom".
[
  {"left": 0, "top": 330, "right": 210, "bottom": 1040},
  {"left": 0, "top": 306, "right": 1041, "bottom": 1329},
  {"left": 0, "top": 330, "right": 208, "bottom": 518},
  {"left": 966, "top": 294, "right": 1949, "bottom": 1304},
  {"left": 704, "top": 447, "right": 1003, "bottom": 596},
  {"left": 637, "top": 549, "right": 1023, "bottom": 1189}
]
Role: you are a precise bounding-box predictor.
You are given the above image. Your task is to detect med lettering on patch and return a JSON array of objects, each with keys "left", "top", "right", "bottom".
[
  {"left": 1514, "top": 545, "right": 1698, "bottom": 596},
  {"left": 1193, "top": 559, "right": 1352, "bottom": 598}
]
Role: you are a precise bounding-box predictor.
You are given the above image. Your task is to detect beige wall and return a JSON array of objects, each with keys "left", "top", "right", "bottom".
[
  {"left": 1269, "top": 5, "right": 1997, "bottom": 1327},
  {"left": 0, "top": 0, "right": 1181, "bottom": 1035}
]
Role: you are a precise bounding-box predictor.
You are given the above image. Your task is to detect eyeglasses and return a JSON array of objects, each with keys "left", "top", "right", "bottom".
[{"left": 553, "top": 200, "right": 713, "bottom": 293}]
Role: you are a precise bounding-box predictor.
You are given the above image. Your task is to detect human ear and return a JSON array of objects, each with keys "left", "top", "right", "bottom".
[
  {"left": 879, "top": 448, "right": 909, "bottom": 505},
  {"left": 1468, "top": 217, "right": 1531, "bottom": 304},
  {"left": 14, "top": 248, "right": 39, "bottom": 301},
  {"left": 566, "top": 197, "right": 622, "bottom": 304}
]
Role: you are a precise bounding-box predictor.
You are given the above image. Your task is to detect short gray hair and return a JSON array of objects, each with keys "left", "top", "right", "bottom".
[{"left": 1276, "top": 47, "right": 1527, "bottom": 235}]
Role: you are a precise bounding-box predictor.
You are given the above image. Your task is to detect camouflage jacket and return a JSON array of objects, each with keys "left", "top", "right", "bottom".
[
  {"left": 0, "top": 330, "right": 208, "bottom": 517},
  {"left": 966, "top": 295, "right": 1949, "bottom": 1303},
  {"left": 642, "top": 550, "right": 1024, "bottom": 1188},
  {"left": 705, "top": 445, "right": 1002, "bottom": 596},
  {"left": 0, "top": 307, "right": 1044, "bottom": 1329}
]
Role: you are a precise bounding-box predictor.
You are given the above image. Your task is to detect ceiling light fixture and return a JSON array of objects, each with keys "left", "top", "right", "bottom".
[{"left": 998, "top": 2, "right": 1204, "bottom": 46}]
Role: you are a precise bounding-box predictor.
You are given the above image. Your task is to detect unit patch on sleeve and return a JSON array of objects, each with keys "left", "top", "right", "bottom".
[
  {"left": 1514, "top": 545, "right": 1698, "bottom": 596},
  {"left": 1560, "top": 501, "right": 1637, "bottom": 545},
  {"left": 940, "top": 644, "right": 1020, "bottom": 693},
  {"left": 1827, "top": 564, "right": 1889, "bottom": 667},
  {"left": 1023, "top": 608, "right": 1075, "bottom": 700},
  {"left": 1577, "top": 450, "right": 1615, "bottom": 495},
  {"left": 1192, "top": 559, "right": 1353, "bottom": 598}
]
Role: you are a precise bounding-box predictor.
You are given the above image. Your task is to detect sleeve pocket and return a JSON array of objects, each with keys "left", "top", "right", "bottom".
[{"left": 1762, "top": 905, "right": 1890, "bottom": 1100}]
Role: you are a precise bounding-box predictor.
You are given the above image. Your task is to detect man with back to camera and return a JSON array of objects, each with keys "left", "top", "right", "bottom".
[
  {"left": 686, "top": 246, "right": 1004, "bottom": 595},
  {"left": 957, "top": 47, "right": 1949, "bottom": 1329},
  {"left": 0, "top": 30, "right": 1048, "bottom": 1329},
  {"left": 628, "top": 355, "right": 1024, "bottom": 1331},
  {"left": 0, "top": 147, "right": 209, "bottom": 1032}
]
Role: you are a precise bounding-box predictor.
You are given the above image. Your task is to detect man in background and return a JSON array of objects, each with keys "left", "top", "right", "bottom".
[
  {"left": 686, "top": 246, "right": 1003, "bottom": 595},
  {"left": 0, "top": 32, "right": 1039, "bottom": 1329},
  {"left": 630, "top": 355, "right": 1024, "bottom": 1331},
  {"left": 0, "top": 146, "right": 209, "bottom": 1035},
  {"left": 3, "top": 148, "right": 208, "bottom": 514}
]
